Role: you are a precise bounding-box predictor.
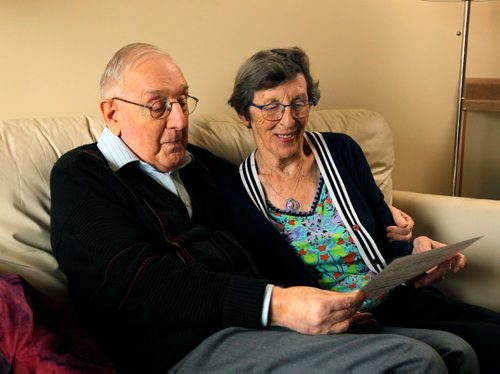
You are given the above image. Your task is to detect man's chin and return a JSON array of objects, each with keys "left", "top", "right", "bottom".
[{"left": 156, "top": 150, "right": 186, "bottom": 172}]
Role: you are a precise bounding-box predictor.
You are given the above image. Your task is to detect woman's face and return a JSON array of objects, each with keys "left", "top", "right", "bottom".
[{"left": 243, "top": 73, "right": 310, "bottom": 164}]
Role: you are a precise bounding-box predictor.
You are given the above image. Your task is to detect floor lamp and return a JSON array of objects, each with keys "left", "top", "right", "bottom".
[
  {"left": 453, "top": 0, "right": 471, "bottom": 197},
  {"left": 424, "top": 0, "right": 492, "bottom": 196}
]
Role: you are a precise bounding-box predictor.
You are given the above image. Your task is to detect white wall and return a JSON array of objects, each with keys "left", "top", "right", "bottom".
[{"left": 1, "top": 0, "right": 499, "bottom": 197}]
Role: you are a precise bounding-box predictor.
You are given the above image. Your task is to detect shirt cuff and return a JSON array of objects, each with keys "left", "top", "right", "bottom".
[{"left": 261, "top": 284, "right": 274, "bottom": 327}]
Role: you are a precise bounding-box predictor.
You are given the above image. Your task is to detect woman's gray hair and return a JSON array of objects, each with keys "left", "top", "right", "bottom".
[
  {"left": 99, "top": 42, "right": 171, "bottom": 98},
  {"left": 228, "top": 47, "right": 320, "bottom": 119}
]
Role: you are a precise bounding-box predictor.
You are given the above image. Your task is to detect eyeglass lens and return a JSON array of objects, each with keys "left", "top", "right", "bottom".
[
  {"left": 150, "top": 96, "right": 198, "bottom": 119},
  {"left": 261, "top": 101, "right": 310, "bottom": 121}
]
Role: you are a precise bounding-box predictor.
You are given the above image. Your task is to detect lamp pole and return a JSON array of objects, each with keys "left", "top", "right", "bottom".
[{"left": 452, "top": 0, "right": 471, "bottom": 196}]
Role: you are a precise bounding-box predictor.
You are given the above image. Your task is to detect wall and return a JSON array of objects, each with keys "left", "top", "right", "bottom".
[
  {"left": 1, "top": 0, "right": 499, "bottom": 196},
  {"left": 462, "top": 112, "right": 500, "bottom": 198}
]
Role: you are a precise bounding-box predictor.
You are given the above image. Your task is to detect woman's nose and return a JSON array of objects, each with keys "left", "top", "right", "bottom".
[{"left": 280, "top": 106, "right": 296, "bottom": 125}]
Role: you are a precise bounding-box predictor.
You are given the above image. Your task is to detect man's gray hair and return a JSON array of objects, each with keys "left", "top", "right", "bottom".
[{"left": 99, "top": 42, "right": 171, "bottom": 98}]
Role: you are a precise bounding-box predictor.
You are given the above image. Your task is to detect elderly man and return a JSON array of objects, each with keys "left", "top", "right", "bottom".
[{"left": 50, "top": 43, "right": 477, "bottom": 373}]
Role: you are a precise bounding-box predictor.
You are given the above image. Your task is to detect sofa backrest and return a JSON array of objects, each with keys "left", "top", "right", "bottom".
[
  {"left": 0, "top": 116, "right": 104, "bottom": 305},
  {"left": 190, "top": 109, "right": 394, "bottom": 199},
  {"left": 0, "top": 109, "right": 394, "bottom": 304}
]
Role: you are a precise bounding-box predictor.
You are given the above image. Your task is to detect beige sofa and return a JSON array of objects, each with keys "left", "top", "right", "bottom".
[{"left": 0, "top": 109, "right": 498, "bottom": 312}]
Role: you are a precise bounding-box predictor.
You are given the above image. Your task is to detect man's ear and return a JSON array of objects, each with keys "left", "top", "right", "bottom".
[
  {"left": 238, "top": 113, "right": 252, "bottom": 128},
  {"left": 100, "top": 99, "right": 121, "bottom": 136}
]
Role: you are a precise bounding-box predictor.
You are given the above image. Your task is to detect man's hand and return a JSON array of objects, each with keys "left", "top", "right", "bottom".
[
  {"left": 411, "top": 236, "right": 466, "bottom": 287},
  {"left": 386, "top": 206, "right": 414, "bottom": 242},
  {"left": 269, "top": 286, "right": 365, "bottom": 335}
]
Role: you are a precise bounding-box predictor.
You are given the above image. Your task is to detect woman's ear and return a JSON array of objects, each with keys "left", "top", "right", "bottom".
[
  {"left": 238, "top": 113, "right": 252, "bottom": 128},
  {"left": 100, "top": 99, "right": 121, "bottom": 136}
]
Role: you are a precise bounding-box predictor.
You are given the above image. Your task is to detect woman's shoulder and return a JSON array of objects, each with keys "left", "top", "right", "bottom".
[
  {"left": 306, "top": 131, "right": 366, "bottom": 165},
  {"left": 307, "top": 131, "right": 359, "bottom": 149},
  {"left": 315, "top": 131, "right": 353, "bottom": 141}
]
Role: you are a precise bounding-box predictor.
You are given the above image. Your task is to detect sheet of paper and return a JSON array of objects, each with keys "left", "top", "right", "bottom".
[{"left": 361, "top": 236, "right": 483, "bottom": 298}]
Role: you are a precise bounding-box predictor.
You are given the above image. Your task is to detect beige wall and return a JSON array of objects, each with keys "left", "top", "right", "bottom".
[{"left": 1, "top": 0, "right": 499, "bottom": 197}]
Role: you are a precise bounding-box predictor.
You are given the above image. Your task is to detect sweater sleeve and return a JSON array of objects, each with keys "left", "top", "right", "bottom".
[{"left": 50, "top": 146, "right": 267, "bottom": 332}]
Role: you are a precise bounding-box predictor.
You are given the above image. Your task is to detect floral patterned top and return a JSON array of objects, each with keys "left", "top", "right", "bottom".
[{"left": 266, "top": 176, "right": 387, "bottom": 311}]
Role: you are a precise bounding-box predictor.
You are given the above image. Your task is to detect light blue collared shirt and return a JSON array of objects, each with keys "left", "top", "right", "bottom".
[{"left": 97, "top": 127, "right": 193, "bottom": 217}]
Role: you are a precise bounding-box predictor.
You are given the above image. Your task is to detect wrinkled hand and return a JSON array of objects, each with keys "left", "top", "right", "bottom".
[
  {"left": 387, "top": 206, "right": 414, "bottom": 242},
  {"left": 411, "top": 236, "right": 466, "bottom": 288},
  {"left": 269, "top": 286, "right": 366, "bottom": 335}
]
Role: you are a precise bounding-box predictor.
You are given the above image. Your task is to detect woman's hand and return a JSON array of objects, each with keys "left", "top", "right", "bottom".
[
  {"left": 411, "top": 236, "right": 466, "bottom": 287},
  {"left": 269, "top": 286, "right": 365, "bottom": 335},
  {"left": 386, "top": 206, "right": 414, "bottom": 242}
]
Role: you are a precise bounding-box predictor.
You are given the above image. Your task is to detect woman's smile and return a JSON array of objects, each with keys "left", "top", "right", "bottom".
[{"left": 274, "top": 130, "right": 300, "bottom": 143}]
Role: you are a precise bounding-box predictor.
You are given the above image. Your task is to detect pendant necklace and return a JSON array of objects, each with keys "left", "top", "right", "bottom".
[{"left": 260, "top": 158, "right": 305, "bottom": 213}]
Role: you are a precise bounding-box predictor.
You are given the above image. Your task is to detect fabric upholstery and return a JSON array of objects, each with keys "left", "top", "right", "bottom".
[{"left": 0, "top": 116, "right": 104, "bottom": 305}]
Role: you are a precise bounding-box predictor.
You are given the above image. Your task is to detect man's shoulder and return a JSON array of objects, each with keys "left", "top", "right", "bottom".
[
  {"left": 52, "top": 143, "right": 105, "bottom": 173},
  {"left": 60, "top": 143, "right": 98, "bottom": 158},
  {"left": 58, "top": 142, "right": 99, "bottom": 160}
]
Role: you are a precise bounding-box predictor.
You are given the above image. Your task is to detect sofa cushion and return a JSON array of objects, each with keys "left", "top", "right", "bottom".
[{"left": 0, "top": 109, "right": 393, "bottom": 304}]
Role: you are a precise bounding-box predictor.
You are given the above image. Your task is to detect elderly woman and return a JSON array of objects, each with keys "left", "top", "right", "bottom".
[{"left": 224, "top": 47, "right": 500, "bottom": 373}]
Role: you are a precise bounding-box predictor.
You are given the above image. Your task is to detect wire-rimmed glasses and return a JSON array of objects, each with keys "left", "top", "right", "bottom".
[
  {"left": 112, "top": 95, "right": 199, "bottom": 119},
  {"left": 248, "top": 99, "right": 313, "bottom": 121}
]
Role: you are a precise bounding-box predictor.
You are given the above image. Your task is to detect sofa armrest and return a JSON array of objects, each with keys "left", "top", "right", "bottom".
[{"left": 393, "top": 190, "right": 500, "bottom": 312}]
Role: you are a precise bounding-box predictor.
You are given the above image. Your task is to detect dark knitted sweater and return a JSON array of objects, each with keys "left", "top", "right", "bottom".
[{"left": 50, "top": 143, "right": 268, "bottom": 373}]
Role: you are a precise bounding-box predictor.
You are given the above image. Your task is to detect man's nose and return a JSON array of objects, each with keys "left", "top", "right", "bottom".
[{"left": 167, "top": 102, "right": 188, "bottom": 129}]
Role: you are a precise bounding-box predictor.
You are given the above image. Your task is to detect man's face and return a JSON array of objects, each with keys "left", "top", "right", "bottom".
[{"left": 109, "top": 54, "right": 190, "bottom": 172}]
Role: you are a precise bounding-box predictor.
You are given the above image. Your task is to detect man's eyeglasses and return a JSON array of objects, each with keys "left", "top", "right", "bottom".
[
  {"left": 112, "top": 95, "right": 199, "bottom": 120},
  {"left": 248, "top": 99, "right": 313, "bottom": 121}
]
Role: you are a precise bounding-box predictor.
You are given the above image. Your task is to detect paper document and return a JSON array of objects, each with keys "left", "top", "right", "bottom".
[{"left": 361, "top": 236, "right": 483, "bottom": 298}]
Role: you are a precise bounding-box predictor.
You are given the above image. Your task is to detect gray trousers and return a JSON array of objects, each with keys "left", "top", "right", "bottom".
[{"left": 170, "top": 325, "right": 479, "bottom": 373}]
